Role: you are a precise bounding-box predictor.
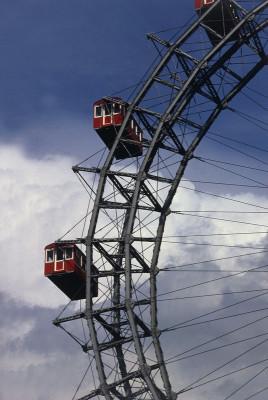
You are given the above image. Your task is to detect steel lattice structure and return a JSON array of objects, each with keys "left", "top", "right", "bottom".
[{"left": 53, "top": 1, "right": 268, "bottom": 399}]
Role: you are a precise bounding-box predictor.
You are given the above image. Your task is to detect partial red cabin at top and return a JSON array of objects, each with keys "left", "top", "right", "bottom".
[
  {"left": 93, "top": 98, "right": 143, "bottom": 160},
  {"left": 195, "top": 0, "right": 240, "bottom": 45},
  {"left": 195, "top": 0, "right": 215, "bottom": 8}
]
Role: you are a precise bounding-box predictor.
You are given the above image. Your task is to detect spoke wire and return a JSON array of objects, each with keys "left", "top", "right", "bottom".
[
  {"left": 172, "top": 210, "right": 268, "bottom": 227},
  {"left": 159, "top": 250, "right": 267, "bottom": 272},
  {"left": 176, "top": 338, "right": 268, "bottom": 395},
  {"left": 165, "top": 314, "right": 268, "bottom": 365},
  {"left": 196, "top": 157, "right": 268, "bottom": 172},
  {"left": 158, "top": 288, "right": 268, "bottom": 302},
  {"left": 158, "top": 264, "right": 268, "bottom": 298},
  {"left": 241, "top": 385, "right": 268, "bottom": 400},
  {"left": 223, "top": 365, "right": 268, "bottom": 400},
  {"left": 162, "top": 289, "right": 268, "bottom": 333},
  {"left": 166, "top": 334, "right": 268, "bottom": 363},
  {"left": 176, "top": 358, "right": 268, "bottom": 395}
]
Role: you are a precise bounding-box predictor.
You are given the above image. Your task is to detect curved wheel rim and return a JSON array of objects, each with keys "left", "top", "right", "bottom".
[{"left": 54, "top": 1, "right": 268, "bottom": 399}]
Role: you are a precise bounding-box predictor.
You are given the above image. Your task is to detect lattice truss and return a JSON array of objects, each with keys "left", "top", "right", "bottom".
[{"left": 52, "top": 1, "right": 268, "bottom": 399}]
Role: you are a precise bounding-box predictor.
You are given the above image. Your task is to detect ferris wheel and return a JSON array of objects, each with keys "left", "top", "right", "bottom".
[{"left": 45, "top": 1, "right": 268, "bottom": 399}]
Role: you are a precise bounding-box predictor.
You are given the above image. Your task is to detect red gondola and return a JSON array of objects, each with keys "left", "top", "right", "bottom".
[
  {"left": 195, "top": 0, "right": 240, "bottom": 45},
  {"left": 44, "top": 243, "right": 98, "bottom": 300},
  {"left": 93, "top": 98, "right": 143, "bottom": 160}
]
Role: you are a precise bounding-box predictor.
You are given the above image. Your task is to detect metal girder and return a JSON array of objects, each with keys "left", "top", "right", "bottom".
[
  {"left": 168, "top": 5, "right": 268, "bottom": 128},
  {"left": 72, "top": 165, "right": 101, "bottom": 174},
  {"left": 140, "top": 181, "right": 163, "bottom": 211},
  {"left": 221, "top": 65, "right": 243, "bottom": 82},
  {"left": 94, "top": 310, "right": 151, "bottom": 339},
  {"left": 143, "top": 137, "right": 185, "bottom": 155},
  {"left": 134, "top": 313, "right": 152, "bottom": 336},
  {"left": 99, "top": 201, "right": 158, "bottom": 212},
  {"left": 94, "top": 241, "right": 151, "bottom": 273},
  {"left": 93, "top": 242, "right": 122, "bottom": 270},
  {"left": 53, "top": 312, "right": 85, "bottom": 325},
  {"left": 76, "top": 365, "right": 160, "bottom": 400},
  {"left": 200, "top": 21, "right": 223, "bottom": 42},
  {"left": 108, "top": 174, "right": 133, "bottom": 203},
  {"left": 94, "top": 314, "right": 123, "bottom": 337},
  {"left": 147, "top": 32, "right": 171, "bottom": 47},
  {"left": 84, "top": 332, "right": 150, "bottom": 352},
  {"left": 162, "top": 124, "right": 186, "bottom": 154},
  {"left": 91, "top": 299, "right": 151, "bottom": 317},
  {"left": 176, "top": 116, "right": 202, "bottom": 130},
  {"left": 109, "top": 388, "right": 127, "bottom": 400},
  {"left": 154, "top": 76, "right": 182, "bottom": 92},
  {"left": 135, "top": 110, "right": 156, "bottom": 139},
  {"left": 130, "top": 244, "right": 151, "bottom": 272},
  {"left": 194, "top": 68, "right": 221, "bottom": 104},
  {"left": 243, "top": 19, "right": 266, "bottom": 57},
  {"left": 175, "top": 50, "right": 192, "bottom": 77},
  {"left": 74, "top": 167, "right": 174, "bottom": 185},
  {"left": 170, "top": 72, "right": 217, "bottom": 103},
  {"left": 92, "top": 269, "right": 151, "bottom": 278},
  {"left": 147, "top": 33, "right": 201, "bottom": 65},
  {"left": 175, "top": 51, "right": 221, "bottom": 105},
  {"left": 55, "top": 238, "right": 85, "bottom": 245},
  {"left": 99, "top": 201, "right": 131, "bottom": 209},
  {"left": 126, "top": 388, "right": 149, "bottom": 399},
  {"left": 74, "top": 166, "right": 137, "bottom": 180},
  {"left": 92, "top": 238, "right": 125, "bottom": 243},
  {"left": 169, "top": 73, "right": 184, "bottom": 85}
]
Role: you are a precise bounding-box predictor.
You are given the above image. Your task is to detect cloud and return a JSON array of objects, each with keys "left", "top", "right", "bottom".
[
  {"left": 1, "top": 142, "right": 267, "bottom": 399},
  {"left": 0, "top": 142, "right": 90, "bottom": 308}
]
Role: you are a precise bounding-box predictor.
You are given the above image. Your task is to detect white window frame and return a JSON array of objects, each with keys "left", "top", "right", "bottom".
[
  {"left": 94, "top": 105, "right": 102, "bottom": 118},
  {"left": 46, "top": 249, "right": 54, "bottom": 263},
  {"left": 65, "top": 247, "right": 73, "bottom": 260},
  {"left": 113, "top": 103, "right": 121, "bottom": 115}
]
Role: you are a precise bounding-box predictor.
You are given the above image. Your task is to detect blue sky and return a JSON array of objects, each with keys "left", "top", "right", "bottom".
[
  {"left": 1, "top": 0, "right": 191, "bottom": 156},
  {"left": 1, "top": 1, "right": 267, "bottom": 399}
]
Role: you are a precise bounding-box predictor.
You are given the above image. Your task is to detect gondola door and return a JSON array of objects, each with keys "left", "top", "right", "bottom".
[
  {"left": 55, "top": 247, "right": 64, "bottom": 272},
  {"left": 103, "top": 102, "right": 112, "bottom": 126}
]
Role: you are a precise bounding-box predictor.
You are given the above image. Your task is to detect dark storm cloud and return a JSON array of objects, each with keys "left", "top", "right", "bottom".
[{"left": 0, "top": 292, "right": 90, "bottom": 400}]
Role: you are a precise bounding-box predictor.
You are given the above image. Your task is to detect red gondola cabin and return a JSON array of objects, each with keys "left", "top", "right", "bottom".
[
  {"left": 44, "top": 243, "right": 98, "bottom": 300},
  {"left": 195, "top": 0, "right": 240, "bottom": 45},
  {"left": 93, "top": 98, "right": 143, "bottom": 159}
]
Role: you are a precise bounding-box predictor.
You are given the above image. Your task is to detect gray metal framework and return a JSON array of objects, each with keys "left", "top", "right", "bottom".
[{"left": 54, "top": 1, "right": 268, "bottom": 399}]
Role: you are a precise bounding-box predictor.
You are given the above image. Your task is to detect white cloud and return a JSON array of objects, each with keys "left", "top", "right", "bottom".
[
  {"left": 0, "top": 143, "right": 89, "bottom": 308},
  {"left": 0, "top": 319, "right": 35, "bottom": 346},
  {"left": 1, "top": 349, "right": 57, "bottom": 372},
  {"left": 0, "top": 142, "right": 267, "bottom": 400},
  {"left": 1, "top": 142, "right": 267, "bottom": 310}
]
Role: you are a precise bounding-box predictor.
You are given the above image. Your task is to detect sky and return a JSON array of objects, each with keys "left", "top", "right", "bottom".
[{"left": 0, "top": 1, "right": 267, "bottom": 399}]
